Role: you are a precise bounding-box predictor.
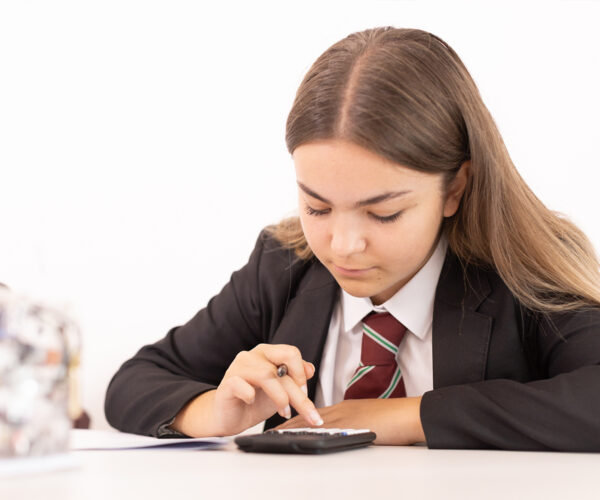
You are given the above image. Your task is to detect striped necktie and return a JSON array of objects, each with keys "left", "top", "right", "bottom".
[{"left": 344, "top": 311, "right": 407, "bottom": 400}]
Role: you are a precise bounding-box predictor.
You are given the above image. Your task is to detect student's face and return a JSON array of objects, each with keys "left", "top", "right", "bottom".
[{"left": 294, "top": 139, "right": 465, "bottom": 305}]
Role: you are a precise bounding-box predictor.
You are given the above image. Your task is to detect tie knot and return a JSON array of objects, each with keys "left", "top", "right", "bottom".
[{"left": 360, "top": 311, "right": 407, "bottom": 365}]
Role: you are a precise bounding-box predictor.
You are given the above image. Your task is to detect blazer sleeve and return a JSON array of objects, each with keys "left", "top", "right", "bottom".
[
  {"left": 104, "top": 231, "right": 284, "bottom": 436},
  {"left": 420, "top": 307, "right": 600, "bottom": 451}
]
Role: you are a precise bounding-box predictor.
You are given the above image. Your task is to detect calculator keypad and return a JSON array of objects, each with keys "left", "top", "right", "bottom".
[{"left": 266, "top": 428, "right": 371, "bottom": 436}]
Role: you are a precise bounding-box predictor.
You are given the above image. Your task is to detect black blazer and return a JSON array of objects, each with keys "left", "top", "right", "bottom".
[{"left": 105, "top": 230, "right": 600, "bottom": 451}]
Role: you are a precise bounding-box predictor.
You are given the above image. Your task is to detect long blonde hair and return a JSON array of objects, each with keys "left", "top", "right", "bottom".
[{"left": 267, "top": 27, "right": 600, "bottom": 313}]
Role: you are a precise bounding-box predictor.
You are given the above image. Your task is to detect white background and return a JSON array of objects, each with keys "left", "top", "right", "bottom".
[{"left": 1, "top": 0, "right": 599, "bottom": 430}]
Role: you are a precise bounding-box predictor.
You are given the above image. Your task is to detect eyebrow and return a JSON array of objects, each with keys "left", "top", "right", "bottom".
[{"left": 297, "top": 182, "right": 412, "bottom": 208}]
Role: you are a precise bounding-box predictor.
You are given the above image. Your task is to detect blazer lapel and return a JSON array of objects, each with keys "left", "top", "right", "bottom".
[
  {"left": 432, "top": 251, "right": 493, "bottom": 388},
  {"left": 264, "top": 259, "right": 337, "bottom": 429},
  {"left": 269, "top": 259, "right": 338, "bottom": 398}
]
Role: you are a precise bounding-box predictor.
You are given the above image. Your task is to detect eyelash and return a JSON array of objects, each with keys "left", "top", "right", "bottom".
[
  {"left": 304, "top": 206, "right": 330, "bottom": 217},
  {"left": 304, "top": 205, "right": 403, "bottom": 224},
  {"left": 372, "top": 212, "right": 403, "bottom": 224}
]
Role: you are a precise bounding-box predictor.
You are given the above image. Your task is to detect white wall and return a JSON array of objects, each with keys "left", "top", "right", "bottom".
[{"left": 1, "top": 0, "right": 599, "bottom": 430}]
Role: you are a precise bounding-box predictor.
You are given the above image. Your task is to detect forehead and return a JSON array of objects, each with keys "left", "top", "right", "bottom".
[{"left": 293, "top": 139, "right": 441, "bottom": 196}]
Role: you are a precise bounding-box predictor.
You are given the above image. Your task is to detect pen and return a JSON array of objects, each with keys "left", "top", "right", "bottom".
[{"left": 276, "top": 364, "right": 288, "bottom": 377}]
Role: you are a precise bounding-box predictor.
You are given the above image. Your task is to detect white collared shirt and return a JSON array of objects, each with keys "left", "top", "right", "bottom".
[{"left": 314, "top": 236, "right": 448, "bottom": 407}]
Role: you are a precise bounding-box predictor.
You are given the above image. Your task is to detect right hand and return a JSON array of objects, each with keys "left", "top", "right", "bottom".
[{"left": 172, "top": 344, "right": 323, "bottom": 437}]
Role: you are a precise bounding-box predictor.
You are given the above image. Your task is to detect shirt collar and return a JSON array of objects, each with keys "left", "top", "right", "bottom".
[{"left": 341, "top": 235, "right": 448, "bottom": 339}]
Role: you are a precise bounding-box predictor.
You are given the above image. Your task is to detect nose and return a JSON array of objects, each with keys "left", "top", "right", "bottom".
[{"left": 330, "top": 217, "right": 366, "bottom": 258}]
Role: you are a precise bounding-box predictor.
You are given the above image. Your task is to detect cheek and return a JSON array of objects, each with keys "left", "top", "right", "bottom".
[
  {"left": 376, "top": 205, "right": 443, "bottom": 257},
  {"left": 299, "top": 213, "right": 324, "bottom": 251}
]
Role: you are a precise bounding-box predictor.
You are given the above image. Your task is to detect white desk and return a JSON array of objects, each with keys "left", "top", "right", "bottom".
[{"left": 2, "top": 432, "right": 599, "bottom": 500}]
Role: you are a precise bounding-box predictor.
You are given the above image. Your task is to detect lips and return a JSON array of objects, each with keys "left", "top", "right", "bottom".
[{"left": 332, "top": 264, "right": 374, "bottom": 277}]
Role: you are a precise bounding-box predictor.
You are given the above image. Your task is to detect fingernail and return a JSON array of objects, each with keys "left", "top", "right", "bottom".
[
  {"left": 283, "top": 405, "right": 291, "bottom": 419},
  {"left": 309, "top": 409, "right": 323, "bottom": 426},
  {"left": 301, "top": 384, "right": 308, "bottom": 395}
]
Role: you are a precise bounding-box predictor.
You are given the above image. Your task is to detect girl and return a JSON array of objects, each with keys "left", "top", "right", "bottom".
[{"left": 105, "top": 27, "right": 600, "bottom": 451}]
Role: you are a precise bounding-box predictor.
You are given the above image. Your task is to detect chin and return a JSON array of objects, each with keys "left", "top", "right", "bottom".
[{"left": 336, "top": 281, "right": 378, "bottom": 299}]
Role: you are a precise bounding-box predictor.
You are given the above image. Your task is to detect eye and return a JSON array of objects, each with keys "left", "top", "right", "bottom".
[
  {"left": 304, "top": 205, "right": 330, "bottom": 217},
  {"left": 369, "top": 210, "right": 403, "bottom": 223}
]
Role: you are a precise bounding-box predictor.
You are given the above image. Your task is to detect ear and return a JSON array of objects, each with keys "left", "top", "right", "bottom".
[{"left": 443, "top": 160, "right": 470, "bottom": 218}]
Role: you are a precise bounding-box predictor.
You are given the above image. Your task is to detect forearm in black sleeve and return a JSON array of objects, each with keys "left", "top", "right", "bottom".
[
  {"left": 104, "top": 232, "right": 272, "bottom": 436},
  {"left": 421, "top": 365, "right": 600, "bottom": 451},
  {"left": 421, "top": 308, "right": 600, "bottom": 451}
]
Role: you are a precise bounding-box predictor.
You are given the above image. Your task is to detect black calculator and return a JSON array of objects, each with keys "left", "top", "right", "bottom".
[{"left": 234, "top": 428, "right": 376, "bottom": 454}]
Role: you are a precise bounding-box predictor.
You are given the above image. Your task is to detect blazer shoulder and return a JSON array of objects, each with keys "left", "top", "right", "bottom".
[
  {"left": 246, "top": 228, "right": 333, "bottom": 301},
  {"left": 438, "top": 247, "right": 600, "bottom": 335},
  {"left": 238, "top": 228, "right": 336, "bottom": 337},
  {"left": 252, "top": 228, "right": 314, "bottom": 280}
]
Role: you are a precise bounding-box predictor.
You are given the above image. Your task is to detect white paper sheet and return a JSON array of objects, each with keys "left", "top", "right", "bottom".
[{"left": 70, "top": 429, "right": 228, "bottom": 450}]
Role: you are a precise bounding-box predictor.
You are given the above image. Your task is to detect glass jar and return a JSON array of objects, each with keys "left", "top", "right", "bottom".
[{"left": 0, "top": 286, "right": 80, "bottom": 457}]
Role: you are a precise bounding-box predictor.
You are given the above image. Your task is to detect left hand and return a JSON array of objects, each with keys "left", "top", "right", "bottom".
[{"left": 274, "top": 396, "right": 426, "bottom": 445}]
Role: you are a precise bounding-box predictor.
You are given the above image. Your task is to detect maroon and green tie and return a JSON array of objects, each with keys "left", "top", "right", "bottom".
[{"left": 344, "top": 311, "right": 407, "bottom": 400}]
